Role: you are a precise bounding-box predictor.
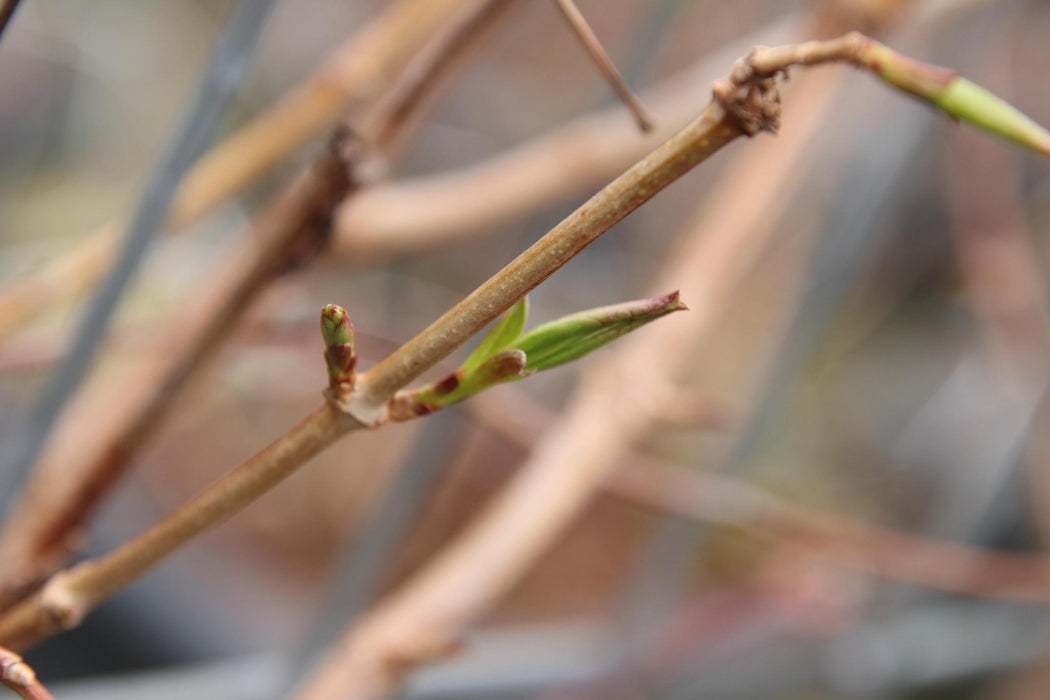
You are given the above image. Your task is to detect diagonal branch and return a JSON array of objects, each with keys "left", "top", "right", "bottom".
[
  {"left": 553, "top": 0, "right": 654, "bottom": 132},
  {"left": 0, "top": 646, "right": 53, "bottom": 700},
  {"left": 1, "top": 29, "right": 1044, "bottom": 660},
  {"left": 0, "top": 0, "right": 511, "bottom": 612},
  {"left": 0, "top": 0, "right": 22, "bottom": 42}
]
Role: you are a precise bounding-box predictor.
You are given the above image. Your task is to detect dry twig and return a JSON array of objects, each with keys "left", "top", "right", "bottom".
[
  {"left": 553, "top": 0, "right": 654, "bottom": 132},
  {"left": 0, "top": 646, "right": 53, "bottom": 700}
]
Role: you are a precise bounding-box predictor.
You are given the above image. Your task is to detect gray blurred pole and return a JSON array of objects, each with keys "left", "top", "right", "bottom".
[{"left": 0, "top": 0, "right": 275, "bottom": 515}]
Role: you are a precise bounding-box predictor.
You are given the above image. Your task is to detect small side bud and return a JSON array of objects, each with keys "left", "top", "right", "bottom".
[{"left": 321, "top": 304, "right": 356, "bottom": 389}]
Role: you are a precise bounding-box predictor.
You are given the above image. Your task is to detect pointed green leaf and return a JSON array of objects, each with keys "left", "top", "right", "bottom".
[
  {"left": 513, "top": 291, "right": 686, "bottom": 372},
  {"left": 462, "top": 296, "right": 529, "bottom": 373}
]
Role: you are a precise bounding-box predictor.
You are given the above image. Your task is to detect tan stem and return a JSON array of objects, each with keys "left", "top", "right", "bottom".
[
  {"left": 0, "top": 404, "right": 356, "bottom": 651},
  {"left": 553, "top": 0, "right": 654, "bottom": 132},
  {"left": 349, "top": 105, "right": 742, "bottom": 418}
]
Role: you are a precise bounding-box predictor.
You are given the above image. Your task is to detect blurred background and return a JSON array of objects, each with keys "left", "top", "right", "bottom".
[{"left": 3, "top": 0, "right": 1050, "bottom": 697}]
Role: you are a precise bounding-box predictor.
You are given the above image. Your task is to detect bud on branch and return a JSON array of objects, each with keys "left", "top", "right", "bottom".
[
  {"left": 388, "top": 292, "right": 686, "bottom": 420},
  {"left": 321, "top": 304, "right": 356, "bottom": 390}
]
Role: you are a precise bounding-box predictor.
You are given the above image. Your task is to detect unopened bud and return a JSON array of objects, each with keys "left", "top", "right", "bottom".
[{"left": 321, "top": 304, "right": 356, "bottom": 388}]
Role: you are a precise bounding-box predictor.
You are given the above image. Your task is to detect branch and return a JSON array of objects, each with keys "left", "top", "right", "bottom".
[
  {"left": 0, "top": 0, "right": 511, "bottom": 611},
  {"left": 2, "top": 27, "right": 1044, "bottom": 661},
  {"left": 0, "top": 646, "right": 53, "bottom": 700},
  {"left": 0, "top": 17, "right": 768, "bottom": 654},
  {"left": 0, "top": 404, "right": 355, "bottom": 650},
  {"left": 290, "top": 26, "right": 1050, "bottom": 700},
  {"left": 0, "top": 0, "right": 22, "bottom": 41},
  {"left": 553, "top": 0, "right": 654, "bottom": 132},
  {"left": 0, "top": 0, "right": 486, "bottom": 342},
  {"left": 346, "top": 108, "right": 741, "bottom": 421}
]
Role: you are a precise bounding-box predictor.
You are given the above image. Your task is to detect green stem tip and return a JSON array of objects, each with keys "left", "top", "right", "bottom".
[{"left": 859, "top": 39, "right": 1050, "bottom": 157}]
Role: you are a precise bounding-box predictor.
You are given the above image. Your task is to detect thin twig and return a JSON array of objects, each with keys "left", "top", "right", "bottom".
[
  {"left": 0, "top": 0, "right": 507, "bottom": 611},
  {"left": 0, "top": 404, "right": 355, "bottom": 650},
  {"left": 553, "top": 0, "right": 654, "bottom": 132},
  {"left": 0, "top": 645, "right": 53, "bottom": 700},
  {"left": 0, "top": 0, "right": 478, "bottom": 342},
  {"left": 0, "top": 0, "right": 22, "bottom": 41}
]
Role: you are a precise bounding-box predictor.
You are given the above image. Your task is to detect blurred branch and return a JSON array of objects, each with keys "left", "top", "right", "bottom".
[
  {"left": 0, "top": 0, "right": 510, "bottom": 612},
  {"left": 553, "top": 0, "right": 654, "bottom": 132},
  {"left": 0, "top": 0, "right": 22, "bottom": 41},
  {"left": 0, "top": 645, "right": 53, "bottom": 700},
  {"left": 0, "top": 0, "right": 481, "bottom": 342}
]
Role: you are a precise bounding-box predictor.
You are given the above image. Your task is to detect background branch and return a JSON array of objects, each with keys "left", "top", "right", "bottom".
[{"left": 553, "top": 0, "right": 654, "bottom": 132}]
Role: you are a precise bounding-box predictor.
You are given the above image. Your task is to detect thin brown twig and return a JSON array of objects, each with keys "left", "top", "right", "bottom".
[
  {"left": 0, "top": 645, "right": 53, "bottom": 700},
  {"left": 0, "top": 0, "right": 507, "bottom": 612},
  {"left": 553, "top": 0, "right": 654, "bottom": 132},
  {"left": 0, "top": 404, "right": 355, "bottom": 651},
  {"left": 0, "top": 0, "right": 22, "bottom": 41},
  {"left": 0, "top": 0, "right": 476, "bottom": 342}
]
